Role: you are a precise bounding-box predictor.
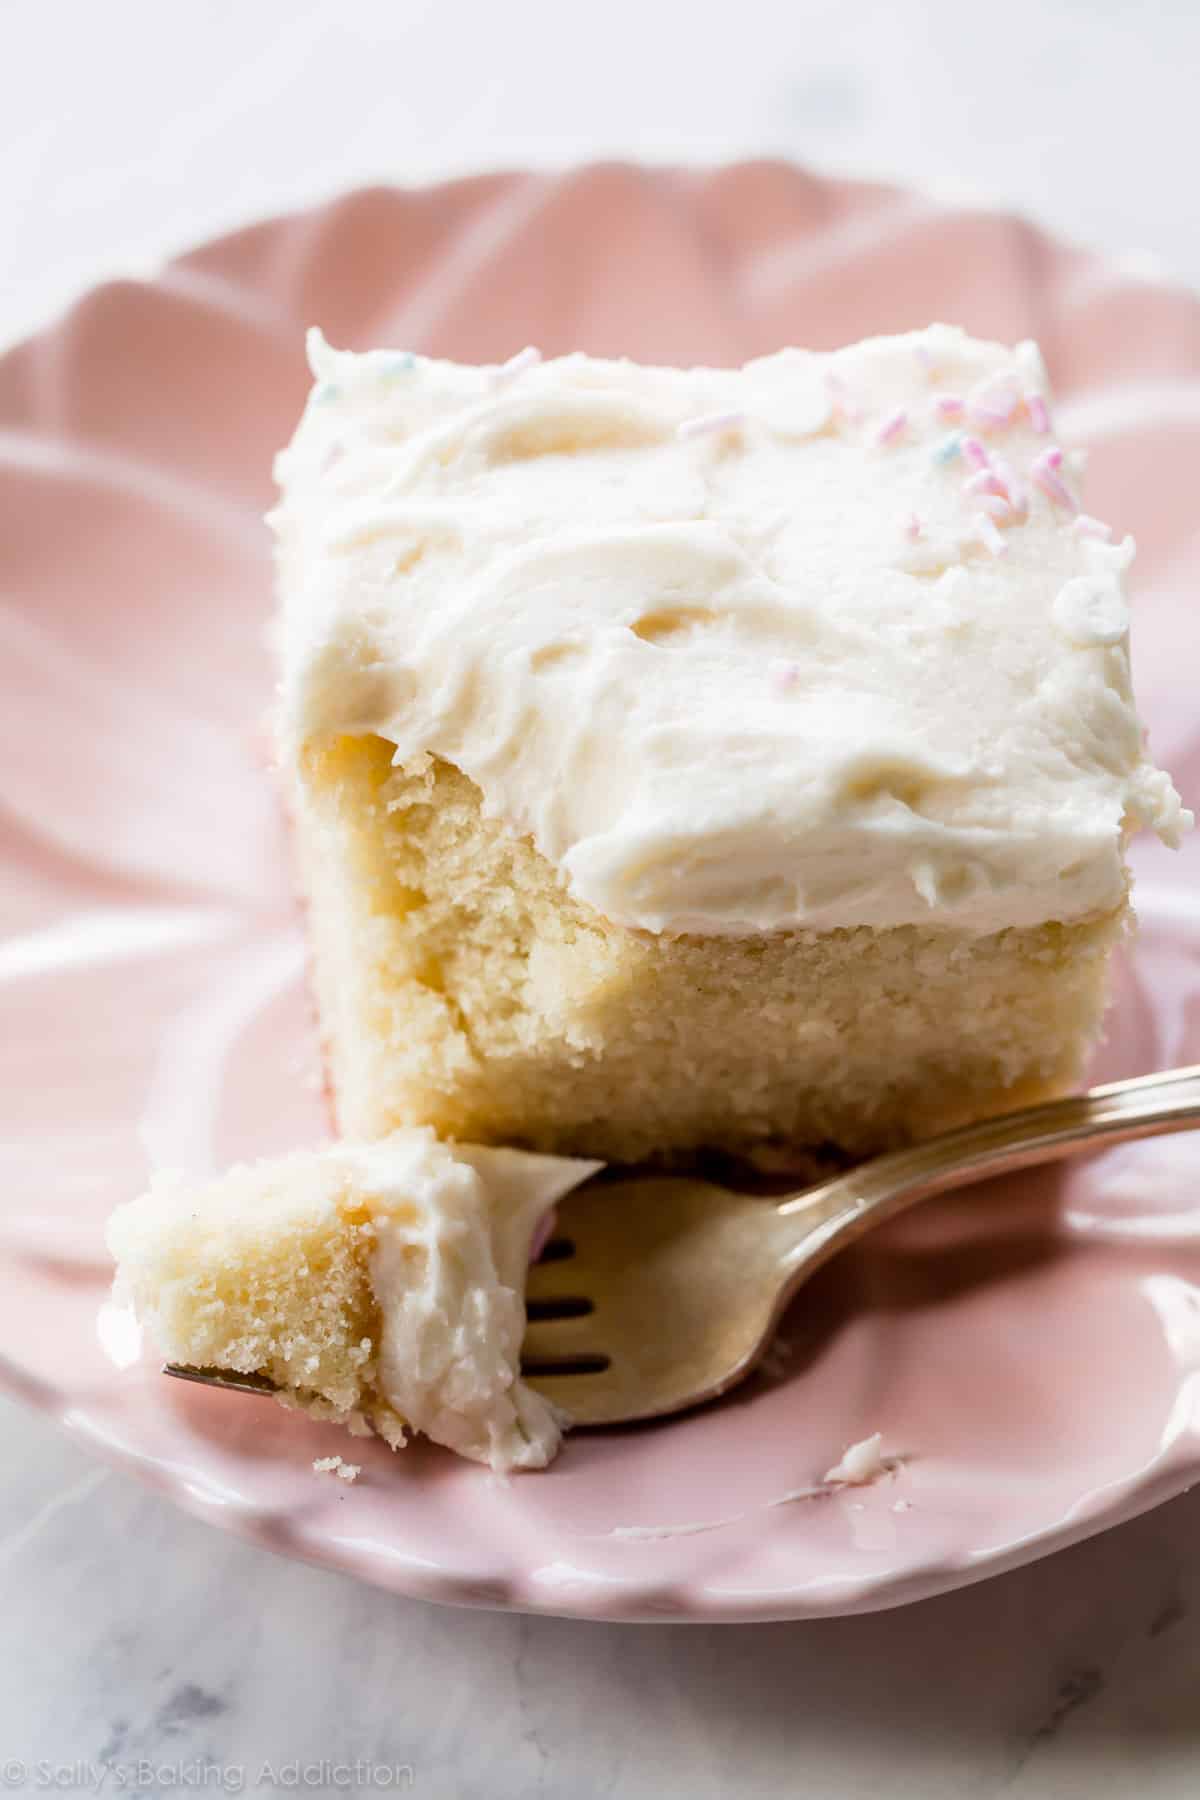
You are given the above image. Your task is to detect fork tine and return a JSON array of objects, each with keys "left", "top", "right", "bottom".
[
  {"left": 164, "top": 1362, "right": 278, "bottom": 1397},
  {"left": 521, "top": 1366, "right": 630, "bottom": 1424},
  {"left": 521, "top": 1313, "right": 605, "bottom": 1364},
  {"left": 525, "top": 1257, "right": 593, "bottom": 1303}
]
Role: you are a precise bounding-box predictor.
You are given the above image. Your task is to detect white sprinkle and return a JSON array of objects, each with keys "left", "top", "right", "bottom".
[
  {"left": 975, "top": 511, "right": 1008, "bottom": 556},
  {"left": 979, "top": 494, "right": 1012, "bottom": 520},
  {"left": 677, "top": 409, "right": 746, "bottom": 440},
  {"left": 1072, "top": 514, "right": 1114, "bottom": 541},
  {"left": 313, "top": 1456, "right": 361, "bottom": 1483},
  {"left": 891, "top": 1499, "right": 913, "bottom": 1515},
  {"left": 494, "top": 345, "right": 542, "bottom": 382},
  {"left": 989, "top": 452, "right": 1027, "bottom": 516}
]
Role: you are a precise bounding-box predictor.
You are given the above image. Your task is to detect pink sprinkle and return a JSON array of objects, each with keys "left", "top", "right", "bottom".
[
  {"left": 874, "top": 407, "right": 908, "bottom": 447},
  {"left": 1026, "top": 393, "right": 1050, "bottom": 434},
  {"left": 975, "top": 512, "right": 1008, "bottom": 556},
  {"left": 677, "top": 409, "right": 746, "bottom": 439},
  {"left": 933, "top": 394, "right": 965, "bottom": 421},
  {"left": 960, "top": 435, "right": 991, "bottom": 472},
  {"left": 1072, "top": 513, "right": 1114, "bottom": 541},
  {"left": 495, "top": 345, "right": 542, "bottom": 381},
  {"left": 903, "top": 512, "right": 924, "bottom": 540},
  {"left": 963, "top": 469, "right": 1007, "bottom": 500},
  {"left": 1031, "top": 446, "right": 1078, "bottom": 512}
]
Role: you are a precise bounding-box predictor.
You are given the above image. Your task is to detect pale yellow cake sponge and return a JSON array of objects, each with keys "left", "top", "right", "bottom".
[{"left": 293, "top": 736, "right": 1127, "bottom": 1162}]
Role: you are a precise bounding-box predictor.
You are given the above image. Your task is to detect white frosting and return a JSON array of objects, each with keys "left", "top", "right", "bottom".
[
  {"left": 823, "top": 1431, "right": 891, "bottom": 1486},
  {"left": 352, "top": 1133, "right": 599, "bottom": 1470},
  {"left": 1052, "top": 574, "right": 1131, "bottom": 647},
  {"left": 272, "top": 325, "right": 1189, "bottom": 936}
]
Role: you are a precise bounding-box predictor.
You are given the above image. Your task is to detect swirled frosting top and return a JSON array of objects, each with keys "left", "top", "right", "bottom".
[{"left": 271, "top": 325, "right": 1189, "bottom": 936}]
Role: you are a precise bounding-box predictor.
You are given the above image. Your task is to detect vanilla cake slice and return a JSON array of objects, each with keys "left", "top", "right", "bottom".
[{"left": 270, "top": 325, "right": 1188, "bottom": 1163}]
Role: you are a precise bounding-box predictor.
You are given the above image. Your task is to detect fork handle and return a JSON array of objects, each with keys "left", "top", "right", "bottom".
[{"left": 775, "top": 1062, "right": 1200, "bottom": 1247}]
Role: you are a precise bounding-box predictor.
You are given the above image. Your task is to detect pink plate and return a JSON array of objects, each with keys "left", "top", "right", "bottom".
[{"left": 2, "top": 162, "right": 1199, "bottom": 1622}]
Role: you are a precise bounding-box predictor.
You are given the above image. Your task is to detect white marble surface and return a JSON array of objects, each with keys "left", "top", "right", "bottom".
[{"left": 3, "top": 1, "right": 1200, "bottom": 1793}]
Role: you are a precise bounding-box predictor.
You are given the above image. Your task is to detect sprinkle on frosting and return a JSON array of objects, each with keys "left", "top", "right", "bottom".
[
  {"left": 381, "top": 352, "right": 417, "bottom": 379},
  {"left": 933, "top": 394, "right": 965, "bottom": 421},
  {"left": 903, "top": 512, "right": 924, "bottom": 540},
  {"left": 966, "top": 378, "right": 1020, "bottom": 430},
  {"left": 495, "top": 345, "right": 542, "bottom": 382},
  {"left": 874, "top": 407, "right": 908, "bottom": 446},
  {"left": 989, "top": 452, "right": 1028, "bottom": 517},
  {"left": 975, "top": 511, "right": 1008, "bottom": 556},
  {"left": 932, "top": 432, "right": 962, "bottom": 464},
  {"left": 1032, "top": 445, "right": 1079, "bottom": 513},
  {"left": 963, "top": 469, "right": 1006, "bottom": 501},
  {"left": 960, "top": 435, "right": 992, "bottom": 473},
  {"left": 677, "top": 409, "right": 746, "bottom": 440},
  {"left": 1026, "top": 392, "right": 1050, "bottom": 434}
]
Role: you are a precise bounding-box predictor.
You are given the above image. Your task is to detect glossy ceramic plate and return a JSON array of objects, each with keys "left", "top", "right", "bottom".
[{"left": 1, "top": 162, "right": 1198, "bottom": 1622}]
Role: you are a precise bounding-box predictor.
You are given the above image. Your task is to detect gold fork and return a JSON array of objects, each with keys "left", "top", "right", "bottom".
[{"left": 167, "top": 1063, "right": 1200, "bottom": 1427}]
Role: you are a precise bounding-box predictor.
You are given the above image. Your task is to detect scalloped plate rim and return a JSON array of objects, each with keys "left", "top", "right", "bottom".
[{"left": 2, "top": 158, "right": 1199, "bottom": 1622}]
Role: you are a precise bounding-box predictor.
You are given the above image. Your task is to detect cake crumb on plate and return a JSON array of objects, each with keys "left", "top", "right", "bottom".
[{"left": 313, "top": 1455, "right": 361, "bottom": 1483}]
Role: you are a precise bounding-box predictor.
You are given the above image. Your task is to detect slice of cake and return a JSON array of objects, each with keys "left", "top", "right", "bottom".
[
  {"left": 107, "top": 1132, "right": 599, "bottom": 1470},
  {"left": 271, "top": 326, "right": 1188, "bottom": 1162}
]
